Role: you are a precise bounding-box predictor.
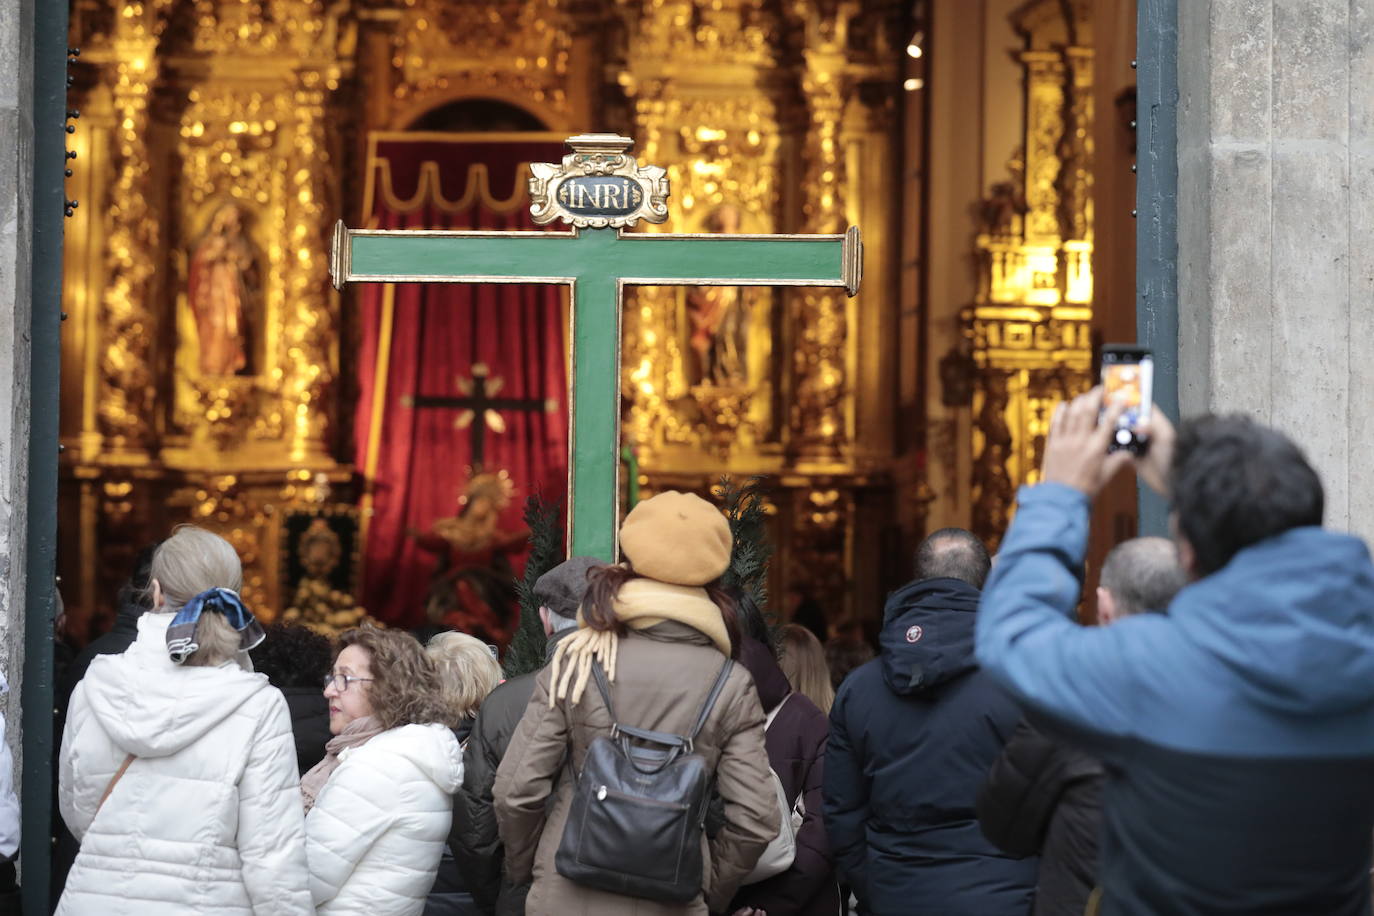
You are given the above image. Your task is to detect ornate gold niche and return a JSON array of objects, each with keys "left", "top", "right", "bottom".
[
  {"left": 966, "top": 0, "right": 1096, "bottom": 549},
  {"left": 60, "top": 0, "right": 353, "bottom": 624},
  {"left": 59, "top": 0, "right": 906, "bottom": 633}
]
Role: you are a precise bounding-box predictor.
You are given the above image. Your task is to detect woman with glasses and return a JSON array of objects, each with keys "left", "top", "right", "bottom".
[{"left": 303, "top": 625, "right": 463, "bottom": 916}]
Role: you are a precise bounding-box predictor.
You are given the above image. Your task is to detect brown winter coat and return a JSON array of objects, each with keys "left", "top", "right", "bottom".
[{"left": 493, "top": 621, "right": 779, "bottom": 916}]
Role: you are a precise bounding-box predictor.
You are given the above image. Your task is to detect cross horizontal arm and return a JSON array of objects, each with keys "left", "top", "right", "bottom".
[{"left": 331, "top": 222, "right": 862, "bottom": 296}]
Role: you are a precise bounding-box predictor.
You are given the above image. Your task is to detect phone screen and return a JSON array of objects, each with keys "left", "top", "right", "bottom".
[{"left": 1101, "top": 349, "right": 1153, "bottom": 452}]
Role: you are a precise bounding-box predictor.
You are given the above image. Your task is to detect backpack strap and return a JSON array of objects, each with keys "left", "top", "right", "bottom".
[
  {"left": 591, "top": 658, "right": 734, "bottom": 752},
  {"left": 97, "top": 753, "right": 136, "bottom": 814},
  {"left": 687, "top": 659, "right": 735, "bottom": 742}
]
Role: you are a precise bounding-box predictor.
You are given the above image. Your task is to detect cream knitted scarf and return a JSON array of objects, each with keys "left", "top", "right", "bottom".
[
  {"left": 548, "top": 577, "right": 731, "bottom": 706},
  {"left": 300, "top": 715, "right": 382, "bottom": 813}
]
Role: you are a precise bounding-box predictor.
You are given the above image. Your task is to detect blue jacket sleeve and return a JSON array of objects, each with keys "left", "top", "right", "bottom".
[
  {"left": 975, "top": 483, "right": 1149, "bottom": 744},
  {"left": 822, "top": 681, "right": 870, "bottom": 902}
]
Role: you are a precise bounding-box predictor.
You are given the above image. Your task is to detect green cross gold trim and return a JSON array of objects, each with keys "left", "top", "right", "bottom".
[{"left": 332, "top": 221, "right": 862, "bottom": 561}]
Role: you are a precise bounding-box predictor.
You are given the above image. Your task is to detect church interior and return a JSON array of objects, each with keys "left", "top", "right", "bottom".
[{"left": 56, "top": 0, "right": 1140, "bottom": 645}]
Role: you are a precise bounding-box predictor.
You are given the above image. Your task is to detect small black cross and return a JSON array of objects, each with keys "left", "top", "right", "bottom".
[{"left": 403, "top": 363, "right": 556, "bottom": 470}]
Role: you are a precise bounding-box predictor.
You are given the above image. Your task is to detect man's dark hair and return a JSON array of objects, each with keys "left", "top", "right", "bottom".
[
  {"left": 116, "top": 541, "right": 162, "bottom": 612},
  {"left": 1100, "top": 537, "right": 1188, "bottom": 617},
  {"left": 914, "top": 527, "right": 992, "bottom": 589},
  {"left": 249, "top": 623, "right": 333, "bottom": 689},
  {"left": 1171, "top": 414, "right": 1324, "bottom": 576}
]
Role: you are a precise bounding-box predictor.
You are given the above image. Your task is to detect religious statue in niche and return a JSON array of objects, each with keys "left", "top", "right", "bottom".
[
  {"left": 188, "top": 202, "right": 259, "bottom": 377},
  {"left": 281, "top": 516, "right": 370, "bottom": 635},
  {"left": 686, "top": 204, "right": 749, "bottom": 386},
  {"left": 412, "top": 470, "right": 529, "bottom": 647}
]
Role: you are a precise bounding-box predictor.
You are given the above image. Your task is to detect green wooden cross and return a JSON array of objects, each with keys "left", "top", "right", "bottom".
[{"left": 332, "top": 134, "right": 861, "bottom": 561}]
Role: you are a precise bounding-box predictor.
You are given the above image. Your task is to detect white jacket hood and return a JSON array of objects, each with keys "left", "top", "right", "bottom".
[
  {"left": 351, "top": 723, "right": 464, "bottom": 795},
  {"left": 80, "top": 613, "right": 270, "bottom": 758}
]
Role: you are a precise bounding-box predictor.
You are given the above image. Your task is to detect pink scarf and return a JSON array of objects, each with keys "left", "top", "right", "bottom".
[{"left": 301, "top": 715, "right": 383, "bottom": 813}]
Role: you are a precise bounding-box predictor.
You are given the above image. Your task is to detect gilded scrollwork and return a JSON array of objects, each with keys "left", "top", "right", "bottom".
[
  {"left": 528, "top": 134, "right": 669, "bottom": 229},
  {"left": 391, "top": 0, "right": 571, "bottom": 122},
  {"left": 98, "top": 42, "right": 161, "bottom": 449}
]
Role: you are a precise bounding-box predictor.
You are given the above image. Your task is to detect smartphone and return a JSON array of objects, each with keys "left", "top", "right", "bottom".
[{"left": 1100, "top": 345, "right": 1153, "bottom": 453}]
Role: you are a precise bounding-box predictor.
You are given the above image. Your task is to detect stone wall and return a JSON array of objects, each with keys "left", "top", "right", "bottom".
[
  {"left": 0, "top": 0, "right": 32, "bottom": 780},
  {"left": 1177, "top": 0, "right": 1374, "bottom": 536}
]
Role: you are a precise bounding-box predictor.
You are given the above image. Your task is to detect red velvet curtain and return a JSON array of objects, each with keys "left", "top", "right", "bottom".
[{"left": 354, "top": 138, "right": 568, "bottom": 629}]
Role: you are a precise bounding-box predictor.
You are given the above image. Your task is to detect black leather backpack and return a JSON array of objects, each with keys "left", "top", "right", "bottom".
[{"left": 555, "top": 658, "right": 734, "bottom": 903}]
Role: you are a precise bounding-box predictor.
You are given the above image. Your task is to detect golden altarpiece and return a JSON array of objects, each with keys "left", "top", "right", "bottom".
[{"left": 57, "top": 0, "right": 1108, "bottom": 638}]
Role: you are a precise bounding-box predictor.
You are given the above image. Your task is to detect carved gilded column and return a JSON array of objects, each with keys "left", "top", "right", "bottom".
[
  {"left": 790, "top": 41, "right": 850, "bottom": 462},
  {"left": 282, "top": 71, "right": 336, "bottom": 463},
  {"left": 98, "top": 38, "right": 161, "bottom": 451},
  {"left": 965, "top": 2, "right": 1096, "bottom": 547}
]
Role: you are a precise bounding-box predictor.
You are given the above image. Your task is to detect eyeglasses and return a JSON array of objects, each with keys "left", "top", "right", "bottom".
[{"left": 323, "top": 673, "right": 373, "bottom": 693}]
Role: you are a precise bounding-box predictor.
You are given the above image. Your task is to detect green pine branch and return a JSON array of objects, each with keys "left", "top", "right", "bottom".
[
  {"left": 503, "top": 493, "right": 564, "bottom": 679},
  {"left": 717, "top": 474, "right": 775, "bottom": 622}
]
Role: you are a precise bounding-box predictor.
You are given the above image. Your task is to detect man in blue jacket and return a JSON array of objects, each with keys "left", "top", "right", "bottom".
[
  {"left": 977, "top": 390, "right": 1374, "bottom": 915},
  {"left": 825, "top": 528, "right": 1036, "bottom": 915}
]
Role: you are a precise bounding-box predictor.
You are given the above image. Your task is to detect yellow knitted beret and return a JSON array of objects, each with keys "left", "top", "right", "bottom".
[{"left": 619, "top": 491, "right": 733, "bottom": 586}]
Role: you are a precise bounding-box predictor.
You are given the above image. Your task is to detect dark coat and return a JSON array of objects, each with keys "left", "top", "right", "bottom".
[
  {"left": 730, "top": 638, "right": 840, "bottom": 916},
  {"left": 824, "top": 578, "right": 1036, "bottom": 916},
  {"left": 452, "top": 628, "right": 575, "bottom": 916},
  {"left": 56, "top": 597, "right": 144, "bottom": 716},
  {"left": 977, "top": 719, "right": 1104, "bottom": 916},
  {"left": 280, "top": 686, "right": 332, "bottom": 776},
  {"left": 427, "top": 721, "right": 482, "bottom": 916}
]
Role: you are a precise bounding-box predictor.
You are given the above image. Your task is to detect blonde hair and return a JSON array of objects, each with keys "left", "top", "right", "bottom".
[
  {"left": 426, "top": 632, "right": 502, "bottom": 722},
  {"left": 150, "top": 526, "right": 243, "bottom": 611},
  {"left": 151, "top": 526, "right": 245, "bottom": 667},
  {"left": 181, "top": 612, "right": 241, "bottom": 668},
  {"left": 778, "top": 624, "right": 835, "bottom": 715}
]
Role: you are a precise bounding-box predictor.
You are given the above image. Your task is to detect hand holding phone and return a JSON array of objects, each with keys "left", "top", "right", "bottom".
[{"left": 1100, "top": 345, "right": 1153, "bottom": 454}]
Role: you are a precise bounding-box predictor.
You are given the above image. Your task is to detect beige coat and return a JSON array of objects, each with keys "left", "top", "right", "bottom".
[{"left": 494, "top": 622, "right": 779, "bottom": 916}]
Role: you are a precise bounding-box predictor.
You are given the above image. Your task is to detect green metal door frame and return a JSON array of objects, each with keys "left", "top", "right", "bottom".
[
  {"left": 1136, "top": 0, "right": 1179, "bottom": 537},
  {"left": 23, "top": 0, "right": 70, "bottom": 910}
]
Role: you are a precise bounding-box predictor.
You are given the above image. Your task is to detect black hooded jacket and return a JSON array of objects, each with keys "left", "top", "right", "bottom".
[
  {"left": 451, "top": 628, "right": 575, "bottom": 916},
  {"left": 977, "top": 719, "right": 1104, "bottom": 916},
  {"left": 823, "top": 577, "right": 1036, "bottom": 916}
]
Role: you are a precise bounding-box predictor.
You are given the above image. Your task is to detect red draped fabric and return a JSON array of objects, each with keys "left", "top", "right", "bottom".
[{"left": 354, "top": 137, "right": 568, "bottom": 630}]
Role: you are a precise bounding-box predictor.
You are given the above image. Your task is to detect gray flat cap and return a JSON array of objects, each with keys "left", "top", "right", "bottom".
[{"left": 533, "top": 556, "right": 605, "bottom": 620}]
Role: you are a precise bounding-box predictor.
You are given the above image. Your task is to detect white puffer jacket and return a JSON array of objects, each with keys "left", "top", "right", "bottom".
[
  {"left": 307, "top": 722, "right": 463, "bottom": 915},
  {"left": 57, "top": 613, "right": 312, "bottom": 916}
]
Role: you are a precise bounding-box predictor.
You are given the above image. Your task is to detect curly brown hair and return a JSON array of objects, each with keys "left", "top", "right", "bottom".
[{"left": 337, "top": 624, "right": 450, "bottom": 731}]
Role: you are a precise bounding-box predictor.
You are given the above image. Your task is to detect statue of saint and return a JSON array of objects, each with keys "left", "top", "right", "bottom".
[
  {"left": 686, "top": 204, "right": 749, "bottom": 385},
  {"left": 188, "top": 203, "right": 257, "bottom": 377},
  {"left": 412, "top": 470, "right": 529, "bottom": 646}
]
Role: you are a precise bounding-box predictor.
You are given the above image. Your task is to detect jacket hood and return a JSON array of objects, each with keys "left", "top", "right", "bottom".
[
  {"left": 362, "top": 723, "right": 464, "bottom": 795},
  {"left": 1175, "top": 526, "right": 1374, "bottom": 715},
  {"left": 880, "top": 577, "right": 981, "bottom": 696},
  {"left": 80, "top": 613, "right": 271, "bottom": 758},
  {"left": 739, "top": 637, "right": 791, "bottom": 712}
]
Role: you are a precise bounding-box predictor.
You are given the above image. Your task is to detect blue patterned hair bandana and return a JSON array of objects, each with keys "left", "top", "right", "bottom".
[{"left": 166, "top": 587, "right": 266, "bottom": 665}]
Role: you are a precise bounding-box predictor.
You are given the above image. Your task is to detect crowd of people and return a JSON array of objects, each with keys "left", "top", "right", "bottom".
[{"left": 19, "top": 389, "right": 1374, "bottom": 915}]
